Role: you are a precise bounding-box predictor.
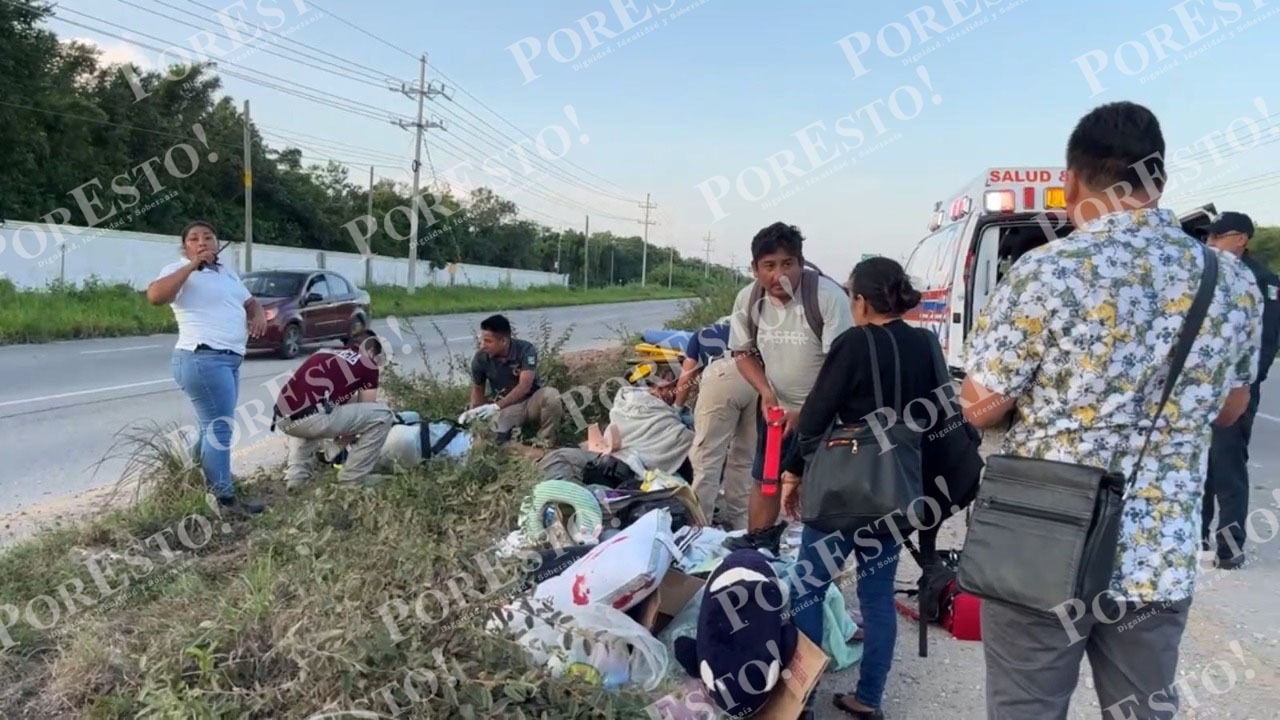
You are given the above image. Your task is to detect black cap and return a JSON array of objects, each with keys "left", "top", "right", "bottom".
[{"left": 1205, "top": 211, "right": 1254, "bottom": 239}]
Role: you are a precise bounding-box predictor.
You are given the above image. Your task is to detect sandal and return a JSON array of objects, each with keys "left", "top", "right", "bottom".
[{"left": 832, "top": 693, "right": 885, "bottom": 719}]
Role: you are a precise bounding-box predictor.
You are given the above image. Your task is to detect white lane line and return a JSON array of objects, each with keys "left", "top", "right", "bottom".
[
  {"left": 1258, "top": 413, "right": 1280, "bottom": 423},
  {"left": 0, "top": 378, "right": 171, "bottom": 408},
  {"left": 81, "top": 344, "right": 161, "bottom": 355}
]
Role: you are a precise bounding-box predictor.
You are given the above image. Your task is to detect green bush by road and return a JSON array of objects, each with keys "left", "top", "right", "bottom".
[{"left": 0, "top": 278, "right": 693, "bottom": 345}]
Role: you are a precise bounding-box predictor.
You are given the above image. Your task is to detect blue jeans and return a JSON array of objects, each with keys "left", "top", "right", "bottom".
[
  {"left": 172, "top": 349, "right": 242, "bottom": 498},
  {"left": 791, "top": 524, "right": 901, "bottom": 709}
]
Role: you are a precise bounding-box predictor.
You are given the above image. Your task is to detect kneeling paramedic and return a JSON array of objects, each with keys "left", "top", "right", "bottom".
[{"left": 273, "top": 330, "right": 396, "bottom": 489}]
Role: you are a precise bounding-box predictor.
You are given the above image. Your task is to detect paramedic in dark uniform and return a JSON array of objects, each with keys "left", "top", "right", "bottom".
[
  {"left": 1202, "top": 211, "right": 1280, "bottom": 569},
  {"left": 468, "top": 314, "right": 564, "bottom": 445}
]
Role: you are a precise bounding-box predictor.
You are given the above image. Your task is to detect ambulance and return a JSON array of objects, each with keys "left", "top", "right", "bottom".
[{"left": 902, "top": 166, "right": 1217, "bottom": 376}]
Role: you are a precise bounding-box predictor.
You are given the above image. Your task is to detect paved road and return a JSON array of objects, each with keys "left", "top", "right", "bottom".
[{"left": 0, "top": 299, "right": 687, "bottom": 516}]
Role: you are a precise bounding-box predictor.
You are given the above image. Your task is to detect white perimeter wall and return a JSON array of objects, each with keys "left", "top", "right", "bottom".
[{"left": 0, "top": 221, "right": 568, "bottom": 290}]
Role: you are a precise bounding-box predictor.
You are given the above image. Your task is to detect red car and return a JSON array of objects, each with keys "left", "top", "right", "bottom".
[{"left": 241, "top": 269, "right": 372, "bottom": 358}]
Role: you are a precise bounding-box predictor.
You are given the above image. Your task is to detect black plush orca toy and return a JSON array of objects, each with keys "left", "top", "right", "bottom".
[{"left": 674, "top": 549, "right": 799, "bottom": 717}]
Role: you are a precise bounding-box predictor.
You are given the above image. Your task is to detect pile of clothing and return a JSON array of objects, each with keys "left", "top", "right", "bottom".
[{"left": 487, "top": 450, "right": 865, "bottom": 718}]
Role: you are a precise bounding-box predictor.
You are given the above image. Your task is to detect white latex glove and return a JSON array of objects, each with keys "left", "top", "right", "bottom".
[{"left": 458, "top": 403, "right": 500, "bottom": 425}]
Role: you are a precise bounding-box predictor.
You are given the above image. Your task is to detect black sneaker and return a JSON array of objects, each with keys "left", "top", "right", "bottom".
[
  {"left": 723, "top": 522, "right": 788, "bottom": 555},
  {"left": 1215, "top": 553, "right": 1248, "bottom": 570},
  {"left": 218, "top": 495, "right": 265, "bottom": 516}
]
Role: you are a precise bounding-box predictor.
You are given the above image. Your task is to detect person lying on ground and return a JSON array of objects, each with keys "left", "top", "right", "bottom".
[{"left": 603, "top": 374, "right": 695, "bottom": 482}]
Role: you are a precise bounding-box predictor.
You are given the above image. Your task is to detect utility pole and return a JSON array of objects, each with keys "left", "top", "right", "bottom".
[
  {"left": 393, "top": 53, "right": 450, "bottom": 294},
  {"left": 583, "top": 215, "right": 590, "bottom": 288},
  {"left": 243, "top": 99, "right": 252, "bottom": 272},
  {"left": 609, "top": 240, "right": 615, "bottom": 285},
  {"left": 555, "top": 225, "right": 563, "bottom": 275},
  {"left": 667, "top": 245, "right": 674, "bottom": 288},
  {"left": 365, "top": 165, "right": 375, "bottom": 287},
  {"left": 702, "top": 232, "right": 713, "bottom": 278},
  {"left": 638, "top": 193, "right": 657, "bottom": 287}
]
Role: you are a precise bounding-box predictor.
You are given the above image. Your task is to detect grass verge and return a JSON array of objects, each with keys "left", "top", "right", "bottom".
[
  {"left": 0, "top": 277, "right": 693, "bottom": 345},
  {"left": 0, "top": 327, "right": 661, "bottom": 718}
]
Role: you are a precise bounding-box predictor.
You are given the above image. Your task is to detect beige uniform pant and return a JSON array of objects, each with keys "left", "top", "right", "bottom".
[
  {"left": 280, "top": 401, "right": 396, "bottom": 485},
  {"left": 689, "top": 359, "right": 758, "bottom": 530},
  {"left": 494, "top": 386, "right": 564, "bottom": 443}
]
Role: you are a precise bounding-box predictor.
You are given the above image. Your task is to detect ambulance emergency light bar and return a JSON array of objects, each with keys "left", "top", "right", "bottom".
[{"left": 981, "top": 187, "right": 1068, "bottom": 214}]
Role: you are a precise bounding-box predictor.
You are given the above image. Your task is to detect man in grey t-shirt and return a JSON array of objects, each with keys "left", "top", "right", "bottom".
[
  {"left": 468, "top": 314, "right": 564, "bottom": 445},
  {"left": 727, "top": 222, "right": 853, "bottom": 543}
]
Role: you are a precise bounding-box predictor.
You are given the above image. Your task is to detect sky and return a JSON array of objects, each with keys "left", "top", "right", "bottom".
[{"left": 47, "top": 0, "right": 1280, "bottom": 277}]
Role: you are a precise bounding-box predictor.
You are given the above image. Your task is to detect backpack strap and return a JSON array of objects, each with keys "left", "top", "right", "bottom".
[
  {"left": 800, "top": 267, "right": 824, "bottom": 341},
  {"left": 745, "top": 280, "right": 764, "bottom": 349},
  {"left": 419, "top": 419, "right": 466, "bottom": 460}
]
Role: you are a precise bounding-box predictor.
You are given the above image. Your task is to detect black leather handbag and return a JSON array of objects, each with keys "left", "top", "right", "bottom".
[
  {"left": 800, "top": 325, "right": 924, "bottom": 534},
  {"left": 956, "top": 246, "right": 1218, "bottom": 614}
]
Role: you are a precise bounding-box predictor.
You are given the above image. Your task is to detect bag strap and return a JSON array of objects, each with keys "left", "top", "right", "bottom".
[
  {"left": 1126, "top": 245, "right": 1218, "bottom": 483},
  {"left": 863, "top": 325, "right": 904, "bottom": 415},
  {"left": 921, "top": 328, "right": 950, "bottom": 389},
  {"left": 421, "top": 420, "right": 465, "bottom": 459},
  {"left": 800, "top": 268, "right": 824, "bottom": 341},
  {"left": 745, "top": 281, "right": 764, "bottom": 348}
]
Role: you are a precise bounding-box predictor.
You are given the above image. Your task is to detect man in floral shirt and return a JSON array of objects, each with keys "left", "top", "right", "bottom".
[{"left": 960, "top": 101, "right": 1262, "bottom": 719}]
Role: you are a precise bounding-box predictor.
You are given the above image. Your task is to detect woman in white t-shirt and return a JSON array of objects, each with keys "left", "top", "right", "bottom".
[{"left": 147, "top": 221, "right": 267, "bottom": 515}]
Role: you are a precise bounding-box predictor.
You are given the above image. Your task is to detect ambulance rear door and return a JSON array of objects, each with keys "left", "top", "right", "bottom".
[{"left": 904, "top": 219, "right": 967, "bottom": 365}]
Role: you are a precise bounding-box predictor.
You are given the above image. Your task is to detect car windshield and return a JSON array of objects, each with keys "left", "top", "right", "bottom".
[{"left": 242, "top": 273, "right": 303, "bottom": 298}]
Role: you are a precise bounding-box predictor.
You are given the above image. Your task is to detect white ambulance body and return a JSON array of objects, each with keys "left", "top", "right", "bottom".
[{"left": 902, "top": 166, "right": 1216, "bottom": 376}]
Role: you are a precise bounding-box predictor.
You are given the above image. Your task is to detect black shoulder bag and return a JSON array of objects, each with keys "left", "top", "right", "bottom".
[
  {"left": 956, "top": 246, "right": 1218, "bottom": 614},
  {"left": 918, "top": 328, "right": 984, "bottom": 532},
  {"left": 800, "top": 325, "right": 924, "bottom": 534}
]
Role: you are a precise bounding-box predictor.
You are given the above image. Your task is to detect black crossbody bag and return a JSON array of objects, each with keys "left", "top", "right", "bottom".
[
  {"left": 800, "top": 325, "right": 924, "bottom": 534},
  {"left": 956, "top": 246, "right": 1218, "bottom": 614}
]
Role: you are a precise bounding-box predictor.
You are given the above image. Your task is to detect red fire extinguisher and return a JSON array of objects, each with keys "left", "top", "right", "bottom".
[{"left": 761, "top": 405, "right": 786, "bottom": 497}]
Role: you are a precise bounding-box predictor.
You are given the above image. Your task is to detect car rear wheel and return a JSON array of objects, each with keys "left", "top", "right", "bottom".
[
  {"left": 279, "top": 323, "right": 302, "bottom": 359},
  {"left": 348, "top": 315, "right": 366, "bottom": 338}
]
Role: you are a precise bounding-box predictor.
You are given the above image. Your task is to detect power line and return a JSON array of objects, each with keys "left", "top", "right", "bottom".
[
  {"left": 258, "top": 128, "right": 409, "bottom": 165},
  {"left": 428, "top": 62, "right": 639, "bottom": 201},
  {"left": 119, "top": 0, "right": 397, "bottom": 88},
  {"left": 44, "top": 6, "right": 410, "bottom": 124},
  {"left": 257, "top": 0, "right": 638, "bottom": 202},
  {"left": 55, "top": 3, "right": 638, "bottom": 211},
  {"left": 180, "top": 0, "right": 400, "bottom": 81},
  {"left": 304, "top": 0, "right": 419, "bottom": 61}
]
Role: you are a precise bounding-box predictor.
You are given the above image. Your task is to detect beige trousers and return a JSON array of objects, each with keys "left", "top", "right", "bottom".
[
  {"left": 495, "top": 386, "right": 564, "bottom": 444},
  {"left": 689, "top": 359, "right": 758, "bottom": 530},
  {"left": 280, "top": 401, "right": 396, "bottom": 485}
]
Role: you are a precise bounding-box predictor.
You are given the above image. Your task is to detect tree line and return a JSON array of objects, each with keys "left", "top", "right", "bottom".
[{"left": 0, "top": 0, "right": 741, "bottom": 290}]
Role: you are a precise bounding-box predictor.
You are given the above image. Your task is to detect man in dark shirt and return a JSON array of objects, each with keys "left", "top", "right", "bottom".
[
  {"left": 468, "top": 314, "right": 564, "bottom": 445},
  {"left": 675, "top": 320, "right": 758, "bottom": 530},
  {"left": 1203, "top": 211, "right": 1280, "bottom": 568},
  {"left": 274, "top": 330, "right": 396, "bottom": 489}
]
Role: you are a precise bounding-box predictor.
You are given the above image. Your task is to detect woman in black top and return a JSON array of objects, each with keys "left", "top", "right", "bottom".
[{"left": 780, "top": 257, "right": 937, "bottom": 720}]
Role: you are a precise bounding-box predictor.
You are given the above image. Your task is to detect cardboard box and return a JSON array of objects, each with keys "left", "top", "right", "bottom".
[
  {"left": 631, "top": 568, "right": 706, "bottom": 635},
  {"left": 634, "top": 569, "right": 829, "bottom": 720}
]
